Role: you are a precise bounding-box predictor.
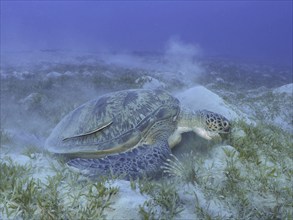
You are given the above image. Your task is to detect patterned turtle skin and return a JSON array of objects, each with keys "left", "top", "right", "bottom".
[{"left": 45, "top": 89, "right": 231, "bottom": 179}]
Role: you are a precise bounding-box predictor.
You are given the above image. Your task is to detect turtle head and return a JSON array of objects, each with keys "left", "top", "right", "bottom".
[{"left": 193, "top": 110, "right": 231, "bottom": 140}]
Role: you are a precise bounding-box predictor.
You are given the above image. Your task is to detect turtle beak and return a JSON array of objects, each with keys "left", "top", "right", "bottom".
[{"left": 193, "top": 127, "right": 223, "bottom": 140}]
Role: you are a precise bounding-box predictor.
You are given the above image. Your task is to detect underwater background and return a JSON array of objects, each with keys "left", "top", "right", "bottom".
[
  {"left": 1, "top": 1, "right": 292, "bottom": 66},
  {"left": 1, "top": 1, "right": 292, "bottom": 219}
]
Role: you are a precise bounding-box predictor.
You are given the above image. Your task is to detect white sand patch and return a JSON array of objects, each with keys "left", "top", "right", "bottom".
[
  {"left": 203, "top": 145, "right": 239, "bottom": 185},
  {"left": 175, "top": 86, "right": 239, "bottom": 120},
  {"left": 273, "top": 115, "right": 293, "bottom": 133},
  {"left": 105, "top": 180, "right": 150, "bottom": 219},
  {"left": 46, "top": 71, "right": 62, "bottom": 78},
  {"left": 64, "top": 71, "right": 76, "bottom": 76},
  {"left": 30, "top": 154, "right": 59, "bottom": 182},
  {"left": 178, "top": 184, "right": 234, "bottom": 219},
  {"left": 273, "top": 83, "right": 293, "bottom": 95},
  {"left": 1, "top": 152, "right": 58, "bottom": 183},
  {"left": 1, "top": 153, "right": 31, "bottom": 166}
]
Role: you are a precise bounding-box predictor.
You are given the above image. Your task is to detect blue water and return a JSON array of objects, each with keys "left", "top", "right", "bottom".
[{"left": 1, "top": 1, "right": 292, "bottom": 66}]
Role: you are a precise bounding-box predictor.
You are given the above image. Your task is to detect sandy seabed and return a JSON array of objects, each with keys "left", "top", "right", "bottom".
[{"left": 1, "top": 51, "right": 292, "bottom": 219}]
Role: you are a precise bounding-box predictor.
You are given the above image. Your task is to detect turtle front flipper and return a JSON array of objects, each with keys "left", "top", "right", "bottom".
[{"left": 67, "top": 140, "right": 171, "bottom": 180}]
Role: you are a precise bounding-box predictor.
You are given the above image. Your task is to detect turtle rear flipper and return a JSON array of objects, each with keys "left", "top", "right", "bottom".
[{"left": 67, "top": 140, "right": 171, "bottom": 180}]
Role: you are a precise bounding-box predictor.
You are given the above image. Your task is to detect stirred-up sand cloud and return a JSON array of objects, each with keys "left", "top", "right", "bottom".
[
  {"left": 99, "top": 38, "right": 204, "bottom": 88},
  {"left": 163, "top": 37, "right": 202, "bottom": 75},
  {"left": 102, "top": 38, "right": 201, "bottom": 68}
]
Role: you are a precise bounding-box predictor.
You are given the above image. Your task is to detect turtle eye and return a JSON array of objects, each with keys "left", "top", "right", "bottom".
[
  {"left": 223, "top": 121, "right": 229, "bottom": 128},
  {"left": 222, "top": 120, "right": 231, "bottom": 133}
]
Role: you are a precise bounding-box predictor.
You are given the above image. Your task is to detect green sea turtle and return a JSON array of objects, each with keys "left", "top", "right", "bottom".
[{"left": 45, "top": 89, "right": 231, "bottom": 179}]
